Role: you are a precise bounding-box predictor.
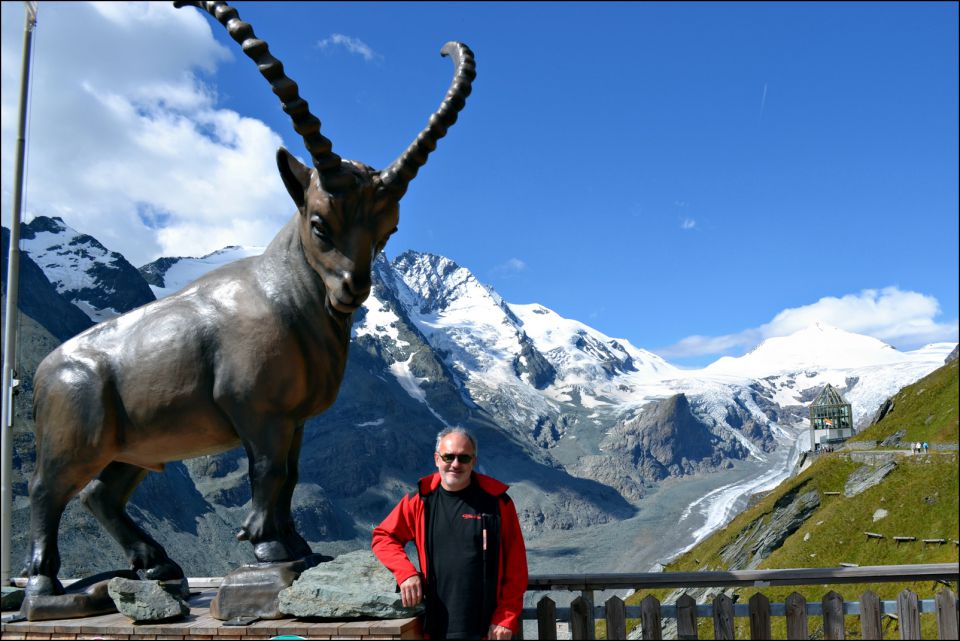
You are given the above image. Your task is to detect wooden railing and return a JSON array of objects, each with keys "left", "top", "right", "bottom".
[{"left": 523, "top": 563, "right": 959, "bottom": 639}]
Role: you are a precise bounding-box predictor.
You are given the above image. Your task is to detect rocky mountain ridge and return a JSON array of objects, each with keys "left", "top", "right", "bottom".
[
  {"left": 20, "top": 216, "right": 155, "bottom": 322},
  {"left": 2, "top": 219, "right": 955, "bottom": 577}
]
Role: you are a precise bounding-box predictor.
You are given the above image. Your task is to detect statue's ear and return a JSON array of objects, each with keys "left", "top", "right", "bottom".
[{"left": 277, "top": 147, "right": 313, "bottom": 210}]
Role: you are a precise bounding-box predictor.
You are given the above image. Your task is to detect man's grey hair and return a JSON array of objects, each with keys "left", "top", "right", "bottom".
[{"left": 435, "top": 426, "right": 478, "bottom": 456}]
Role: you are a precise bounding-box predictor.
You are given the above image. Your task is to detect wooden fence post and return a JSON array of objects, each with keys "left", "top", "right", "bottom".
[
  {"left": 713, "top": 593, "right": 735, "bottom": 640},
  {"left": 749, "top": 592, "right": 771, "bottom": 640},
  {"left": 897, "top": 589, "right": 920, "bottom": 640},
  {"left": 859, "top": 590, "right": 882, "bottom": 640},
  {"left": 822, "top": 590, "right": 846, "bottom": 640},
  {"left": 536, "top": 596, "right": 557, "bottom": 641},
  {"left": 676, "top": 593, "right": 698, "bottom": 640},
  {"left": 785, "top": 591, "right": 808, "bottom": 640},
  {"left": 605, "top": 596, "right": 627, "bottom": 640},
  {"left": 640, "top": 594, "right": 663, "bottom": 641},
  {"left": 570, "top": 595, "right": 595, "bottom": 640},
  {"left": 935, "top": 588, "right": 958, "bottom": 641}
]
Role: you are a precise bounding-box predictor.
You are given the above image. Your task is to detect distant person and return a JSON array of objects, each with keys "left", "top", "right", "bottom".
[
  {"left": 923, "top": 441, "right": 929, "bottom": 453},
  {"left": 372, "top": 427, "right": 528, "bottom": 640}
]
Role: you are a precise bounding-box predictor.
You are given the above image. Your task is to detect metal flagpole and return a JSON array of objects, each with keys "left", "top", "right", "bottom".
[{"left": 2, "top": 0, "right": 39, "bottom": 587}]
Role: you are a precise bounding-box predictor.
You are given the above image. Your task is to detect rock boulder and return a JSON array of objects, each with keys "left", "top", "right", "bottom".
[
  {"left": 279, "top": 550, "right": 423, "bottom": 619},
  {"left": 107, "top": 577, "right": 189, "bottom": 622}
]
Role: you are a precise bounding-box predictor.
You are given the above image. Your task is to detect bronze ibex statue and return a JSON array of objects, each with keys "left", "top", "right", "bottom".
[{"left": 25, "top": 0, "right": 475, "bottom": 597}]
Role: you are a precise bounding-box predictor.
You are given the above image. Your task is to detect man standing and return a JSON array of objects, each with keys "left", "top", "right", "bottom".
[{"left": 372, "top": 427, "right": 528, "bottom": 639}]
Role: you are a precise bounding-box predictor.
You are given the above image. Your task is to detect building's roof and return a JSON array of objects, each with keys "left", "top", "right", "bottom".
[{"left": 811, "top": 383, "right": 850, "bottom": 407}]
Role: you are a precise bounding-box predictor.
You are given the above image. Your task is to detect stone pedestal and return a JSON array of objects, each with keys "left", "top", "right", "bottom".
[
  {"left": 18, "top": 570, "right": 138, "bottom": 622},
  {"left": 210, "top": 554, "right": 329, "bottom": 621}
]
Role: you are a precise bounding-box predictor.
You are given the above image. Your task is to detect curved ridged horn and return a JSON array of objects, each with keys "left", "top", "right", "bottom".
[
  {"left": 174, "top": 1, "right": 354, "bottom": 192},
  {"left": 379, "top": 42, "right": 476, "bottom": 200}
]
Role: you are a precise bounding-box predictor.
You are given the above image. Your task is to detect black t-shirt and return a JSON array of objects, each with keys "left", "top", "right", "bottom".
[{"left": 425, "top": 482, "right": 499, "bottom": 639}]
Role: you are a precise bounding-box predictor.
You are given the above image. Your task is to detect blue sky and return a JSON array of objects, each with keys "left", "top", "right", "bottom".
[{"left": 2, "top": 1, "right": 957, "bottom": 366}]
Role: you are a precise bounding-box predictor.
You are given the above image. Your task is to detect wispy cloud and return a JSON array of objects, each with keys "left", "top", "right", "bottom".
[
  {"left": 1, "top": 2, "right": 289, "bottom": 266},
  {"left": 491, "top": 257, "right": 527, "bottom": 278},
  {"left": 675, "top": 200, "right": 696, "bottom": 230},
  {"left": 658, "top": 287, "right": 959, "bottom": 360},
  {"left": 759, "top": 82, "right": 768, "bottom": 121},
  {"left": 317, "top": 33, "right": 381, "bottom": 62}
]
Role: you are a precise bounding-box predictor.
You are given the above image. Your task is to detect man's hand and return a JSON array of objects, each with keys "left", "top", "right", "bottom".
[
  {"left": 488, "top": 623, "right": 512, "bottom": 640},
  {"left": 399, "top": 574, "right": 422, "bottom": 608}
]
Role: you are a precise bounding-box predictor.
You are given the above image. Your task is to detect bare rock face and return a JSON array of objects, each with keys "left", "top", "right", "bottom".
[
  {"left": 279, "top": 550, "right": 424, "bottom": 619},
  {"left": 107, "top": 577, "right": 189, "bottom": 622},
  {"left": 879, "top": 429, "right": 906, "bottom": 447},
  {"left": 945, "top": 344, "right": 959, "bottom": 364},
  {"left": 719, "top": 483, "right": 821, "bottom": 570},
  {"left": 872, "top": 398, "right": 897, "bottom": 425},
  {"left": 844, "top": 461, "right": 897, "bottom": 498},
  {"left": 576, "top": 394, "right": 748, "bottom": 497}
]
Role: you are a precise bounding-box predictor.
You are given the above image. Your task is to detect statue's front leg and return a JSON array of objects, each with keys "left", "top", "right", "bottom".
[
  {"left": 236, "top": 418, "right": 301, "bottom": 563},
  {"left": 276, "top": 424, "right": 312, "bottom": 559}
]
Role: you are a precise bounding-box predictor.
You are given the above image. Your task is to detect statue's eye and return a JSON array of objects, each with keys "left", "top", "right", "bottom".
[{"left": 311, "top": 217, "right": 331, "bottom": 242}]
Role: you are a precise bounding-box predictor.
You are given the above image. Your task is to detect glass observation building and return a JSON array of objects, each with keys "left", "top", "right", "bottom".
[{"left": 809, "top": 383, "right": 854, "bottom": 450}]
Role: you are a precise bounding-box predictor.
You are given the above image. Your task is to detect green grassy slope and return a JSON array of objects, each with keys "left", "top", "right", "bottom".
[
  {"left": 615, "top": 359, "right": 959, "bottom": 639},
  {"left": 850, "top": 358, "right": 958, "bottom": 445}
]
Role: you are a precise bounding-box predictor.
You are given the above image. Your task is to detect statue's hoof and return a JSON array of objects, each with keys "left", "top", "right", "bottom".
[
  {"left": 142, "top": 560, "right": 185, "bottom": 582},
  {"left": 252, "top": 540, "right": 294, "bottom": 563},
  {"left": 25, "top": 574, "right": 64, "bottom": 597}
]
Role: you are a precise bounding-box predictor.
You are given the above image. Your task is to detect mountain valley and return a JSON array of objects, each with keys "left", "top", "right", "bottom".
[{"left": 2, "top": 215, "right": 955, "bottom": 577}]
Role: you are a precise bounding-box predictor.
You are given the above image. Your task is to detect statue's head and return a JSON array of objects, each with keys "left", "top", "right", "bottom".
[
  {"left": 177, "top": 2, "right": 476, "bottom": 315},
  {"left": 278, "top": 151, "right": 398, "bottom": 314}
]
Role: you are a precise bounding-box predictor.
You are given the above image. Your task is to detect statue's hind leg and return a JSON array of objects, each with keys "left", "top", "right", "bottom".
[
  {"left": 26, "top": 459, "right": 106, "bottom": 597},
  {"left": 79, "top": 462, "right": 185, "bottom": 581},
  {"left": 28, "top": 360, "right": 122, "bottom": 597},
  {"left": 25, "top": 474, "right": 71, "bottom": 596}
]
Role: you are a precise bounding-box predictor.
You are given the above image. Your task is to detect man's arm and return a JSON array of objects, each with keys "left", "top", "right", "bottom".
[
  {"left": 489, "top": 495, "right": 528, "bottom": 636},
  {"left": 371, "top": 493, "right": 422, "bottom": 592}
]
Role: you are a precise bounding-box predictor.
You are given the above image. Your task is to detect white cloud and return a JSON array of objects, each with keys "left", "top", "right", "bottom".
[
  {"left": 659, "top": 287, "right": 959, "bottom": 359},
  {"left": 1, "top": 1, "right": 293, "bottom": 266},
  {"left": 491, "top": 257, "right": 527, "bottom": 277},
  {"left": 317, "top": 33, "right": 380, "bottom": 62},
  {"left": 681, "top": 218, "right": 696, "bottom": 230}
]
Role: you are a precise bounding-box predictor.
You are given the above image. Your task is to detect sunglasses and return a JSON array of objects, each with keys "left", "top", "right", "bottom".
[{"left": 438, "top": 453, "right": 474, "bottom": 464}]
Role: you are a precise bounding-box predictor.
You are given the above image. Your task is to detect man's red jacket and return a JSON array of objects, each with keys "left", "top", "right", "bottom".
[{"left": 371, "top": 472, "right": 528, "bottom": 635}]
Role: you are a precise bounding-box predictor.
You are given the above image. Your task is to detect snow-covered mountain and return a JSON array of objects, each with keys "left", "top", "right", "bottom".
[
  {"left": 20, "top": 216, "right": 155, "bottom": 322},
  {"left": 699, "top": 322, "right": 955, "bottom": 431},
  {"left": 2, "top": 226, "right": 93, "bottom": 342},
  {"left": 9, "top": 221, "right": 956, "bottom": 577},
  {"left": 139, "top": 245, "right": 265, "bottom": 298},
  {"left": 82, "top": 238, "right": 957, "bottom": 471},
  {"left": 706, "top": 322, "right": 909, "bottom": 376}
]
